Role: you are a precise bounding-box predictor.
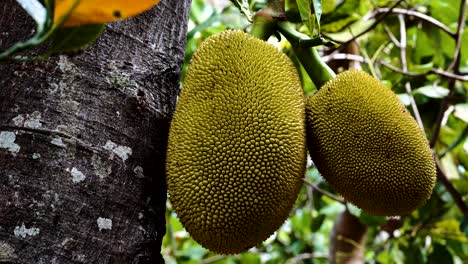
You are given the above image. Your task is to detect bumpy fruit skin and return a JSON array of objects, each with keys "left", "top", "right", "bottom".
[
  {"left": 306, "top": 70, "right": 436, "bottom": 216},
  {"left": 166, "top": 30, "right": 306, "bottom": 254}
]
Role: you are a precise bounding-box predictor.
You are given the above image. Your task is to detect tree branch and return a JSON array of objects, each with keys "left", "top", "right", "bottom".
[
  {"left": 331, "top": 0, "right": 405, "bottom": 49},
  {"left": 447, "top": 1, "right": 467, "bottom": 73},
  {"left": 371, "top": 8, "right": 455, "bottom": 38},
  {"left": 321, "top": 53, "right": 468, "bottom": 81},
  {"left": 286, "top": 253, "right": 328, "bottom": 264},
  {"left": 201, "top": 255, "right": 227, "bottom": 264},
  {"left": 426, "top": 0, "right": 468, "bottom": 216},
  {"left": 430, "top": 0, "right": 467, "bottom": 148},
  {"left": 382, "top": 21, "right": 400, "bottom": 47},
  {"left": 381, "top": 62, "right": 468, "bottom": 81},
  {"left": 398, "top": 14, "right": 424, "bottom": 129},
  {"left": 304, "top": 179, "right": 346, "bottom": 204}
]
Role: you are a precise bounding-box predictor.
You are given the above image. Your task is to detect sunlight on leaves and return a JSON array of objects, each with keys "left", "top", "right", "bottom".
[{"left": 297, "top": 0, "right": 316, "bottom": 36}]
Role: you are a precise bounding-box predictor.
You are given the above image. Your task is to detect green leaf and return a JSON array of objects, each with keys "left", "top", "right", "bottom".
[
  {"left": 452, "top": 179, "right": 468, "bottom": 196},
  {"left": 376, "top": 250, "right": 390, "bottom": 263},
  {"left": 48, "top": 24, "right": 105, "bottom": 53},
  {"left": 391, "top": 245, "right": 405, "bottom": 264},
  {"left": 408, "top": 62, "right": 434, "bottom": 74},
  {"left": 429, "top": 0, "right": 460, "bottom": 26},
  {"left": 229, "top": 0, "right": 252, "bottom": 21},
  {"left": 16, "top": 0, "right": 47, "bottom": 28},
  {"left": 311, "top": 213, "right": 326, "bottom": 232},
  {"left": 428, "top": 243, "right": 454, "bottom": 264},
  {"left": 321, "top": 14, "right": 360, "bottom": 33},
  {"left": 412, "top": 26, "right": 435, "bottom": 63},
  {"left": 179, "top": 244, "right": 206, "bottom": 260},
  {"left": 290, "top": 240, "right": 306, "bottom": 254},
  {"left": 461, "top": 30, "right": 468, "bottom": 69},
  {"left": 319, "top": 199, "right": 346, "bottom": 215},
  {"left": 346, "top": 204, "right": 361, "bottom": 217},
  {"left": 413, "top": 85, "right": 449, "bottom": 99},
  {"left": 320, "top": 0, "right": 369, "bottom": 32},
  {"left": 359, "top": 211, "right": 387, "bottom": 226},
  {"left": 291, "top": 209, "right": 310, "bottom": 232},
  {"left": 440, "top": 153, "right": 461, "bottom": 179},
  {"left": 439, "top": 126, "right": 468, "bottom": 157},
  {"left": 297, "top": 0, "right": 314, "bottom": 35},
  {"left": 241, "top": 252, "right": 261, "bottom": 264},
  {"left": 454, "top": 103, "right": 468, "bottom": 123},
  {"left": 323, "top": 18, "right": 375, "bottom": 42},
  {"left": 311, "top": 0, "right": 322, "bottom": 32},
  {"left": 169, "top": 213, "right": 184, "bottom": 232},
  {"left": 431, "top": 219, "right": 468, "bottom": 242},
  {"left": 397, "top": 93, "right": 411, "bottom": 106},
  {"left": 402, "top": 243, "right": 425, "bottom": 264},
  {"left": 461, "top": 214, "right": 468, "bottom": 238},
  {"left": 322, "top": 0, "right": 336, "bottom": 14},
  {"left": 312, "top": 187, "right": 324, "bottom": 210}
]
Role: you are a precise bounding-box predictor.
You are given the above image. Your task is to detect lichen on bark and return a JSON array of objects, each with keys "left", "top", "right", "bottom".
[{"left": 0, "top": 0, "right": 191, "bottom": 262}]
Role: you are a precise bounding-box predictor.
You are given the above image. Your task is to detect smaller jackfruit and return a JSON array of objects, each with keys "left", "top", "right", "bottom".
[{"left": 306, "top": 70, "right": 436, "bottom": 216}]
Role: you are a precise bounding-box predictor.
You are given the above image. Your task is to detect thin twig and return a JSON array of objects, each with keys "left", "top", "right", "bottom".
[
  {"left": 321, "top": 53, "right": 468, "bottom": 81},
  {"left": 304, "top": 179, "right": 346, "bottom": 204},
  {"left": 200, "top": 255, "right": 227, "bottom": 264},
  {"left": 430, "top": 68, "right": 468, "bottom": 80},
  {"left": 398, "top": 15, "right": 407, "bottom": 69},
  {"left": 286, "top": 253, "right": 329, "bottom": 264},
  {"left": 434, "top": 155, "right": 468, "bottom": 214},
  {"left": 332, "top": 0, "right": 405, "bottom": 48},
  {"left": 398, "top": 14, "right": 424, "bottom": 129},
  {"left": 381, "top": 61, "right": 468, "bottom": 81},
  {"left": 428, "top": 0, "right": 468, "bottom": 217},
  {"left": 447, "top": 2, "right": 467, "bottom": 73},
  {"left": 382, "top": 22, "right": 400, "bottom": 47},
  {"left": 430, "top": 0, "right": 467, "bottom": 148},
  {"left": 371, "top": 8, "right": 455, "bottom": 37},
  {"left": 430, "top": 83, "right": 456, "bottom": 147}
]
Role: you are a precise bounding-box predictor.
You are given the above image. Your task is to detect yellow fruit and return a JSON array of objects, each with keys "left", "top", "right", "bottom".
[
  {"left": 166, "top": 30, "right": 306, "bottom": 254},
  {"left": 54, "top": 0, "right": 161, "bottom": 27},
  {"left": 306, "top": 70, "right": 436, "bottom": 216}
]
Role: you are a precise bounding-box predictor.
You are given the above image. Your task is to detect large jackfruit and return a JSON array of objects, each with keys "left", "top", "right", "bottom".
[
  {"left": 306, "top": 70, "right": 436, "bottom": 216},
  {"left": 166, "top": 30, "right": 306, "bottom": 254}
]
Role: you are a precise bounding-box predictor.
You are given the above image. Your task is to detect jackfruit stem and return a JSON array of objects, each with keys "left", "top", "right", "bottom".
[
  {"left": 277, "top": 22, "right": 336, "bottom": 89},
  {"left": 299, "top": 47, "right": 336, "bottom": 88}
]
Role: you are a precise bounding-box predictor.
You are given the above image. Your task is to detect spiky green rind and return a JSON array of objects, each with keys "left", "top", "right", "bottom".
[
  {"left": 166, "top": 30, "right": 306, "bottom": 254},
  {"left": 306, "top": 70, "right": 436, "bottom": 216}
]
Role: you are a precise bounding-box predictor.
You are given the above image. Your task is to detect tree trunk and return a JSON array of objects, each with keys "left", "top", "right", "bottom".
[
  {"left": 0, "top": 0, "right": 190, "bottom": 263},
  {"left": 329, "top": 210, "right": 367, "bottom": 264}
]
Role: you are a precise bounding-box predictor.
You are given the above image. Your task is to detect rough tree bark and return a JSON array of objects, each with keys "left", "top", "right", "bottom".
[{"left": 0, "top": 0, "right": 190, "bottom": 262}]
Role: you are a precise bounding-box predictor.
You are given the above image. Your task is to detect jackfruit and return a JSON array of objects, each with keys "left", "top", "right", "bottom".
[
  {"left": 305, "top": 70, "right": 436, "bottom": 216},
  {"left": 166, "top": 30, "right": 306, "bottom": 254}
]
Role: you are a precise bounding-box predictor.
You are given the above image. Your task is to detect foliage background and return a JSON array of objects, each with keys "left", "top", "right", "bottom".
[{"left": 162, "top": 0, "right": 468, "bottom": 263}]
